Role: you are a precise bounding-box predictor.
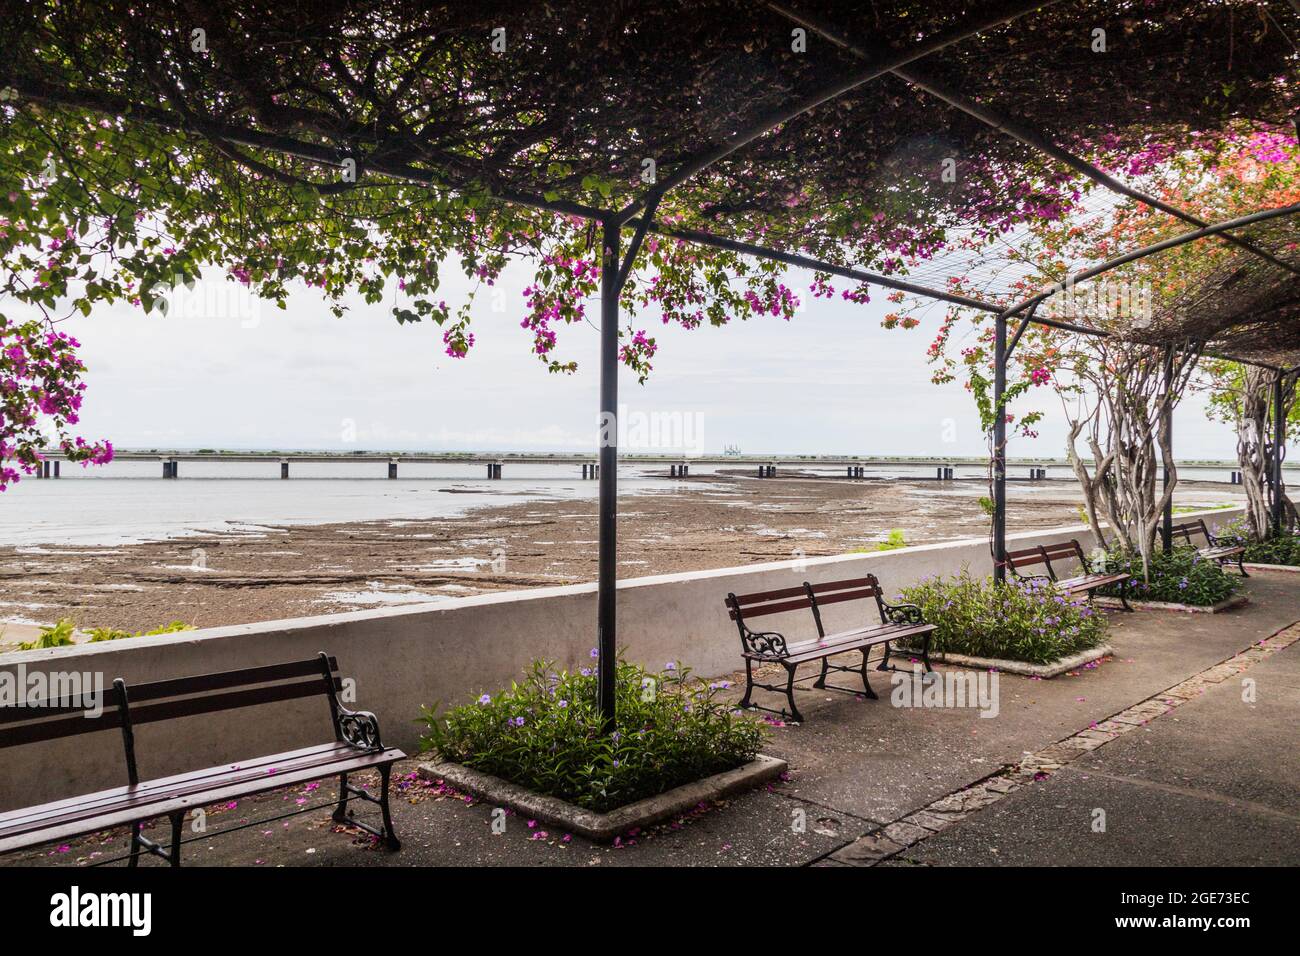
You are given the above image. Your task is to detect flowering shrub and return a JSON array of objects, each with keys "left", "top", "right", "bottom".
[
  {"left": 420, "top": 656, "right": 763, "bottom": 813},
  {"left": 898, "top": 569, "right": 1108, "bottom": 664},
  {"left": 1, "top": 318, "right": 112, "bottom": 490},
  {"left": 1214, "top": 520, "right": 1300, "bottom": 567},
  {"left": 1095, "top": 546, "right": 1238, "bottom": 606}
]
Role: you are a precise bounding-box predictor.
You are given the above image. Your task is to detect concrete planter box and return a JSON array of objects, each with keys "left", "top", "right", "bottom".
[
  {"left": 925, "top": 644, "right": 1113, "bottom": 678},
  {"left": 1095, "top": 594, "right": 1248, "bottom": 614},
  {"left": 418, "top": 754, "right": 787, "bottom": 842},
  {"left": 1242, "top": 562, "right": 1300, "bottom": 574}
]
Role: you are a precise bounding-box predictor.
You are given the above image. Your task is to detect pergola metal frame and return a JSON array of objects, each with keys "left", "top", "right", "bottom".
[{"left": 10, "top": 3, "right": 1300, "bottom": 725}]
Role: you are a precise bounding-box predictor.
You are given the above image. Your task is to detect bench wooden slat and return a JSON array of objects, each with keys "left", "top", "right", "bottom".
[
  {"left": 729, "top": 584, "right": 809, "bottom": 605},
  {"left": 802, "top": 588, "right": 881, "bottom": 608},
  {"left": 1054, "top": 572, "right": 1129, "bottom": 591},
  {"left": 782, "top": 624, "right": 936, "bottom": 664},
  {"left": 728, "top": 595, "right": 813, "bottom": 619},
  {"left": 806, "top": 577, "right": 881, "bottom": 594},
  {"left": 125, "top": 677, "right": 339, "bottom": 727},
  {"left": 0, "top": 741, "right": 348, "bottom": 828},
  {"left": 126, "top": 656, "right": 338, "bottom": 702}
]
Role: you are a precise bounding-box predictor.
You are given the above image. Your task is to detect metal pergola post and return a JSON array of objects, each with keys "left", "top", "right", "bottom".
[
  {"left": 597, "top": 218, "right": 621, "bottom": 728},
  {"left": 1273, "top": 370, "right": 1286, "bottom": 539},
  {"left": 1162, "top": 345, "right": 1175, "bottom": 554},
  {"left": 993, "top": 312, "right": 1008, "bottom": 582}
]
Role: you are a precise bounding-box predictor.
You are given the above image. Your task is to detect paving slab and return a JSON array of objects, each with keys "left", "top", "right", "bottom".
[{"left": 899, "top": 766, "right": 1300, "bottom": 867}]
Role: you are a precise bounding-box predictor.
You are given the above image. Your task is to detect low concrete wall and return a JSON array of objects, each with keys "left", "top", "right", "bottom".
[{"left": 0, "top": 507, "right": 1244, "bottom": 810}]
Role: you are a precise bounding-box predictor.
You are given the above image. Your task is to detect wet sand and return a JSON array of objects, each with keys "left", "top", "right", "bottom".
[{"left": 0, "top": 472, "right": 1241, "bottom": 646}]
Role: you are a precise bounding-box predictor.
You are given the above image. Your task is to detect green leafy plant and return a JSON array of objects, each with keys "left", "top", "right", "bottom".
[
  {"left": 1215, "top": 520, "right": 1300, "bottom": 567},
  {"left": 898, "top": 569, "right": 1109, "bottom": 664},
  {"left": 16, "top": 618, "right": 77, "bottom": 650},
  {"left": 1095, "top": 546, "right": 1238, "bottom": 606},
  {"left": 87, "top": 620, "right": 194, "bottom": 642},
  {"left": 874, "top": 529, "right": 908, "bottom": 551},
  {"left": 420, "top": 657, "right": 763, "bottom": 813}
]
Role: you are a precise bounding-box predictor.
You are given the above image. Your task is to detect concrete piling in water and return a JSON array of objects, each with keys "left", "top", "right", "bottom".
[
  {"left": 280, "top": 459, "right": 289, "bottom": 479},
  {"left": 387, "top": 460, "right": 397, "bottom": 479}
]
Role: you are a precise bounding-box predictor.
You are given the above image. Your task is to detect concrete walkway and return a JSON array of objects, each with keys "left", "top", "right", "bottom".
[{"left": 10, "top": 573, "right": 1300, "bottom": 868}]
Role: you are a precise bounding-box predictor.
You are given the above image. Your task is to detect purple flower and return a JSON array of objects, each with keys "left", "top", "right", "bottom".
[{"left": 478, "top": 694, "right": 491, "bottom": 705}]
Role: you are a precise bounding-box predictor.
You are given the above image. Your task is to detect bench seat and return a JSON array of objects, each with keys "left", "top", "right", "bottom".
[
  {"left": 1171, "top": 519, "right": 1249, "bottom": 576},
  {"left": 1053, "top": 571, "right": 1130, "bottom": 593},
  {"left": 772, "top": 623, "right": 937, "bottom": 665},
  {"left": 0, "top": 741, "right": 405, "bottom": 855},
  {"left": 1200, "top": 544, "right": 1246, "bottom": 559}
]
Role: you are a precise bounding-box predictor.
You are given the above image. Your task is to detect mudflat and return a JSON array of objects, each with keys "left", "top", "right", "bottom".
[{"left": 0, "top": 472, "right": 1239, "bottom": 644}]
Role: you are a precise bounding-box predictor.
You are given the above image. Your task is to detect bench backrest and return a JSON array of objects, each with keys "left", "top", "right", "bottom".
[
  {"left": 0, "top": 654, "right": 344, "bottom": 784},
  {"left": 1006, "top": 539, "right": 1088, "bottom": 580},
  {"left": 803, "top": 577, "right": 887, "bottom": 637},
  {"left": 1170, "top": 519, "right": 1211, "bottom": 545}
]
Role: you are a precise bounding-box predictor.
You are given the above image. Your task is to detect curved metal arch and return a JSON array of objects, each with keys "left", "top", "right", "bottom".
[
  {"left": 1000, "top": 202, "right": 1300, "bottom": 346},
  {"left": 613, "top": 0, "right": 1057, "bottom": 224}
]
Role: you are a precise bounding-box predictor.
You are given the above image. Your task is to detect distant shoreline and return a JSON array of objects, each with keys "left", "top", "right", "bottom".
[{"left": 30, "top": 448, "right": 1272, "bottom": 469}]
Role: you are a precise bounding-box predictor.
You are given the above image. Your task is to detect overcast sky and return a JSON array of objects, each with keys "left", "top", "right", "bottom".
[{"left": 32, "top": 258, "right": 1236, "bottom": 459}]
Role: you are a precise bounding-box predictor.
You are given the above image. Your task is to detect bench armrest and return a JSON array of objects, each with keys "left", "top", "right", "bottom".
[
  {"left": 881, "top": 601, "right": 927, "bottom": 626},
  {"left": 337, "top": 707, "right": 384, "bottom": 751},
  {"left": 742, "top": 629, "right": 789, "bottom": 659}
]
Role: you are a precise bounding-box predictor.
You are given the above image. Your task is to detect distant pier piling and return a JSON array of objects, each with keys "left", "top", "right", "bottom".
[
  {"left": 280, "top": 458, "right": 289, "bottom": 479},
  {"left": 670, "top": 462, "right": 690, "bottom": 477},
  {"left": 387, "top": 460, "right": 397, "bottom": 479}
]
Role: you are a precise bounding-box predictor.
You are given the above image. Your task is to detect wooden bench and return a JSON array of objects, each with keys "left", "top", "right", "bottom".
[
  {"left": 1007, "top": 538, "right": 1132, "bottom": 610},
  {"left": 0, "top": 653, "right": 405, "bottom": 866},
  {"left": 724, "top": 575, "right": 936, "bottom": 723},
  {"left": 1170, "top": 519, "right": 1248, "bottom": 576}
]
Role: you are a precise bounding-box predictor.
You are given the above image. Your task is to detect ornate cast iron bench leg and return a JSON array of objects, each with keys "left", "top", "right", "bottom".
[
  {"left": 858, "top": 648, "right": 878, "bottom": 699},
  {"left": 128, "top": 821, "right": 143, "bottom": 868},
  {"left": 782, "top": 663, "right": 804, "bottom": 723},
  {"left": 877, "top": 641, "right": 892, "bottom": 671},
  {"left": 378, "top": 762, "right": 401, "bottom": 851},
  {"left": 168, "top": 811, "right": 184, "bottom": 866},
  {"left": 1119, "top": 578, "right": 1133, "bottom": 611},
  {"left": 739, "top": 659, "right": 755, "bottom": 710},
  {"left": 333, "top": 771, "right": 350, "bottom": 824},
  {"left": 813, "top": 656, "right": 830, "bottom": 689}
]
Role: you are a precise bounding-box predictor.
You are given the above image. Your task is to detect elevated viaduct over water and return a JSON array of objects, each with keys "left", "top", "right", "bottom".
[{"left": 29, "top": 450, "right": 1258, "bottom": 483}]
